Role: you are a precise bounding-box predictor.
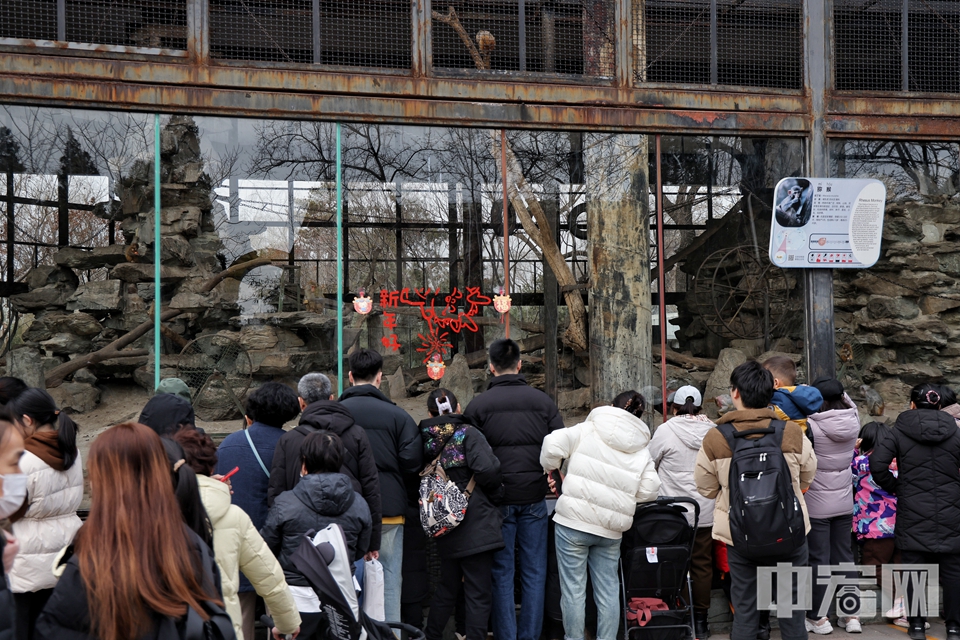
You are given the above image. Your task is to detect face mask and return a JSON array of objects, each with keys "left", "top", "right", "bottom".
[{"left": 0, "top": 473, "right": 27, "bottom": 519}]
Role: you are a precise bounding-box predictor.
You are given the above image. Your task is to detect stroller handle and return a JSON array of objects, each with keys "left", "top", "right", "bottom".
[{"left": 652, "top": 495, "right": 701, "bottom": 528}]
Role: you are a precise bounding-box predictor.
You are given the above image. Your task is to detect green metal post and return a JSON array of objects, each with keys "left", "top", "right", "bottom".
[
  {"left": 336, "top": 122, "right": 343, "bottom": 396},
  {"left": 154, "top": 114, "right": 161, "bottom": 391}
]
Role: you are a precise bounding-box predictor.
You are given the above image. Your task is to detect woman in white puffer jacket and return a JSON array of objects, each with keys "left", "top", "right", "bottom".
[
  {"left": 7, "top": 388, "right": 82, "bottom": 640},
  {"left": 541, "top": 390, "right": 660, "bottom": 640}
]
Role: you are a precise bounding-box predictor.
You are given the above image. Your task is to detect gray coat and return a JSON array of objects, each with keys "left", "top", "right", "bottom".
[
  {"left": 805, "top": 395, "right": 860, "bottom": 519},
  {"left": 260, "top": 472, "right": 372, "bottom": 587}
]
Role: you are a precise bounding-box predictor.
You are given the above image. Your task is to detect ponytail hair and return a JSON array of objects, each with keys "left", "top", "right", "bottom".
[
  {"left": 427, "top": 388, "right": 459, "bottom": 417},
  {"left": 9, "top": 387, "right": 78, "bottom": 470},
  {"left": 613, "top": 390, "right": 646, "bottom": 418},
  {"left": 911, "top": 382, "right": 943, "bottom": 410},
  {"left": 673, "top": 399, "right": 701, "bottom": 416},
  {"left": 161, "top": 437, "right": 214, "bottom": 550}
]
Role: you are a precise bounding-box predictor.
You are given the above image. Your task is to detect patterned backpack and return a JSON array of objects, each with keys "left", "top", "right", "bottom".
[{"left": 418, "top": 447, "right": 476, "bottom": 538}]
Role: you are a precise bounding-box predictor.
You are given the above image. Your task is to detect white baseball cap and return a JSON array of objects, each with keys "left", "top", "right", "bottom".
[{"left": 672, "top": 385, "right": 703, "bottom": 407}]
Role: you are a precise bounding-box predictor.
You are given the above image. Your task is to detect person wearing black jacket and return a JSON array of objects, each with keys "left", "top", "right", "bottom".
[
  {"left": 268, "top": 372, "right": 382, "bottom": 553},
  {"left": 339, "top": 348, "right": 422, "bottom": 626},
  {"left": 261, "top": 431, "right": 372, "bottom": 640},
  {"left": 463, "top": 338, "right": 564, "bottom": 640},
  {"left": 871, "top": 383, "right": 960, "bottom": 640},
  {"left": 421, "top": 389, "right": 504, "bottom": 640}
]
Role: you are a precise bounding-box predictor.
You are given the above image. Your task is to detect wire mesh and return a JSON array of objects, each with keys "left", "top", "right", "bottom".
[
  {"left": 432, "top": 0, "right": 615, "bottom": 77},
  {"left": 641, "top": 0, "right": 801, "bottom": 89},
  {"left": 0, "top": 1, "right": 58, "bottom": 40},
  {"left": 642, "top": 0, "right": 711, "bottom": 84},
  {"left": 717, "top": 0, "right": 802, "bottom": 88},
  {"left": 909, "top": 0, "right": 960, "bottom": 93},
  {"left": 209, "top": 0, "right": 412, "bottom": 69},
  {"left": 68, "top": 1, "right": 187, "bottom": 48},
  {"left": 834, "top": 0, "right": 902, "bottom": 91},
  {"left": 1, "top": 0, "right": 187, "bottom": 48}
]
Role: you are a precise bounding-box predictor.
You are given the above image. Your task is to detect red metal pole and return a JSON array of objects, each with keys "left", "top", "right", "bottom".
[
  {"left": 501, "top": 129, "right": 510, "bottom": 339},
  {"left": 655, "top": 134, "right": 668, "bottom": 415}
]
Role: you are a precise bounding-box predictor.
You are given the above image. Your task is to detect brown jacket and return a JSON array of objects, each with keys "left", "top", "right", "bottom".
[{"left": 694, "top": 408, "right": 817, "bottom": 546}]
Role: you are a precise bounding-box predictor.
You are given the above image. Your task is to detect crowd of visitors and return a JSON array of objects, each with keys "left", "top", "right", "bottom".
[{"left": 2, "top": 337, "right": 960, "bottom": 640}]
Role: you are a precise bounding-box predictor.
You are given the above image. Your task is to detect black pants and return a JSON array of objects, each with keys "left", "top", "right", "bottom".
[
  {"left": 425, "top": 550, "right": 495, "bottom": 640},
  {"left": 900, "top": 549, "right": 960, "bottom": 627},
  {"left": 728, "top": 542, "right": 809, "bottom": 640},
  {"left": 808, "top": 515, "right": 856, "bottom": 619},
  {"left": 14, "top": 589, "right": 52, "bottom": 640}
]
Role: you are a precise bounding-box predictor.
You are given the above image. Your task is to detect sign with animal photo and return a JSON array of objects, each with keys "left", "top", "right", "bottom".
[{"left": 768, "top": 178, "right": 886, "bottom": 269}]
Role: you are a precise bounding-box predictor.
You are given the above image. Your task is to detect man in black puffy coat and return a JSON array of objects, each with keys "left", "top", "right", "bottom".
[
  {"left": 339, "top": 349, "right": 422, "bottom": 626},
  {"left": 871, "top": 383, "right": 960, "bottom": 640},
  {"left": 267, "top": 372, "right": 382, "bottom": 554},
  {"left": 463, "top": 338, "right": 564, "bottom": 640}
]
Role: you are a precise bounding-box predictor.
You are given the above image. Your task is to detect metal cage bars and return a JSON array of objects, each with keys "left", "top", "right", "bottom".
[{"left": 0, "top": 0, "right": 809, "bottom": 90}]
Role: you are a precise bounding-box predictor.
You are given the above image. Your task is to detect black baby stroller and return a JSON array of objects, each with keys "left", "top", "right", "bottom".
[
  {"left": 263, "top": 523, "right": 425, "bottom": 640},
  {"left": 620, "top": 497, "right": 700, "bottom": 640}
]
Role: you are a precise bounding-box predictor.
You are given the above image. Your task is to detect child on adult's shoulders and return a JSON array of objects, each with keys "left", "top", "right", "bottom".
[{"left": 762, "top": 355, "right": 823, "bottom": 434}]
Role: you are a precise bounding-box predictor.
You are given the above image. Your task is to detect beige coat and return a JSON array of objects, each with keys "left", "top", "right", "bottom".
[
  {"left": 693, "top": 408, "right": 817, "bottom": 546},
  {"left": 197, "top": 474, "right": 300, "bottom": 638}
]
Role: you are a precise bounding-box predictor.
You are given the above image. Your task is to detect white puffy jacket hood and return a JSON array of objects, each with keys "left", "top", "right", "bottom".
[
  {"left": 541, "top": 406, "right": 661, "bottom": 540},
  {"left": 197, "top": 474, "right": 300, "bottom": 638},
  {"left": 649, "top": 414, "right": 716, "bottom": 527}
]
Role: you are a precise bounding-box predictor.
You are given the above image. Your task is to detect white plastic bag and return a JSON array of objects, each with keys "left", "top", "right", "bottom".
[{"left": 362, "top": 558, "right": 386, "bottom": 621}]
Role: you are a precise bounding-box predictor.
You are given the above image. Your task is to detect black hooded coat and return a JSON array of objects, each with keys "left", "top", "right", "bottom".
[{"left": 871, "top": 408, "right": 960, "bottom": 553}]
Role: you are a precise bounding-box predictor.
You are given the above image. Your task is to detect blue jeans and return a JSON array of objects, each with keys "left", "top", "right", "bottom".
[
  {"left": 491, "top": 500, "right": 549, "bottom": 640},
  {"left": 380, "top": 523, "right": 403, "bottom": 624},
  {"left": 554, "top": 523, "right": 621, "bottom": 640}
]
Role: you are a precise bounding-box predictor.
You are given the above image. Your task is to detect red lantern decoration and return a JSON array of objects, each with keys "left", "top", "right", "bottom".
[
  {"left": 493, "top": 286, "right": 512, "bottom": 316},
  {"left": 353, "top": 288, "right": 373, "bottom": 315},
  {"left": 426, "top": 353, "right": 446, "bottom": 380}
]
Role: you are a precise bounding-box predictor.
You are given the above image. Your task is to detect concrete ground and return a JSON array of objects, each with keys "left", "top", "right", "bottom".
[{"left": 707, "top": 620, "right": 947, "bottom": 640}]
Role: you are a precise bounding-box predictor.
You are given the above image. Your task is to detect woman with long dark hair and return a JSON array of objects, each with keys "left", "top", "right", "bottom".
[
  {"left": 7, "top": 388, "right": 82, "bottom": 640},
  {"left": 161, "top": 437, "right": 215, "bottom": 551},
  {"left": 872, "top": 383, "right": 960, "bottom": 640},
  {"left": 35, "top": 422, "right": 229, "bottom": 640}
]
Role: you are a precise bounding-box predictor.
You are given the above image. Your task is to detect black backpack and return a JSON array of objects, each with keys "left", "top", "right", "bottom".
[{"left": 719, "top": 420, "right": 806, "bottom": 560}]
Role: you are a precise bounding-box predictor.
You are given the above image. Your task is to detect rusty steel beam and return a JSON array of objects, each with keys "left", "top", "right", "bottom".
[
  {"left": 0, "top": 50, "right": 806, "bottom": 112},
  {"left": 825, "top": 114, "right": 960, "bottom": 139},
  {"left": 0, "top": 72, "right": 810, "bottom": 133}
]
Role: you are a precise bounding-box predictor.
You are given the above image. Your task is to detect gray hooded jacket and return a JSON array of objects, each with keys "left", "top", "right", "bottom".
[{"left": 649, "top": 414, "right": 716, "bottom": 528}]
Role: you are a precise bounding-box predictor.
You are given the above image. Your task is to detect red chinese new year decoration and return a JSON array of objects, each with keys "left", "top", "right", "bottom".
[
  {"left": 353, "top": 288, "right": 373, "bottom": 315},
  {"left": 493, "top": 286, "right": 512, "bottom": 319},
  {"left": 378, "top": 286, "right": 493, "bottom": 362},
  {"left": 426, "top": 353, "right": 446, "bottom": 380}
]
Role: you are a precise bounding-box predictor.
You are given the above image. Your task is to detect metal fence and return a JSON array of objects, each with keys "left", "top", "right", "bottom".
[
  {"left": 209, "top": 0, "right": 412, "bottom": 68},
  {"left": 0, "top": 0, "right": 187, "bottom": 49},
  {"left": 641, "top": 0, "right": 803, "bottom": 89},
  {"left": 835, "top": 0, "right": 960, "bottom": 93},
  {"left": 431, "top": 0, "right": 615, "bottom": 76}
]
